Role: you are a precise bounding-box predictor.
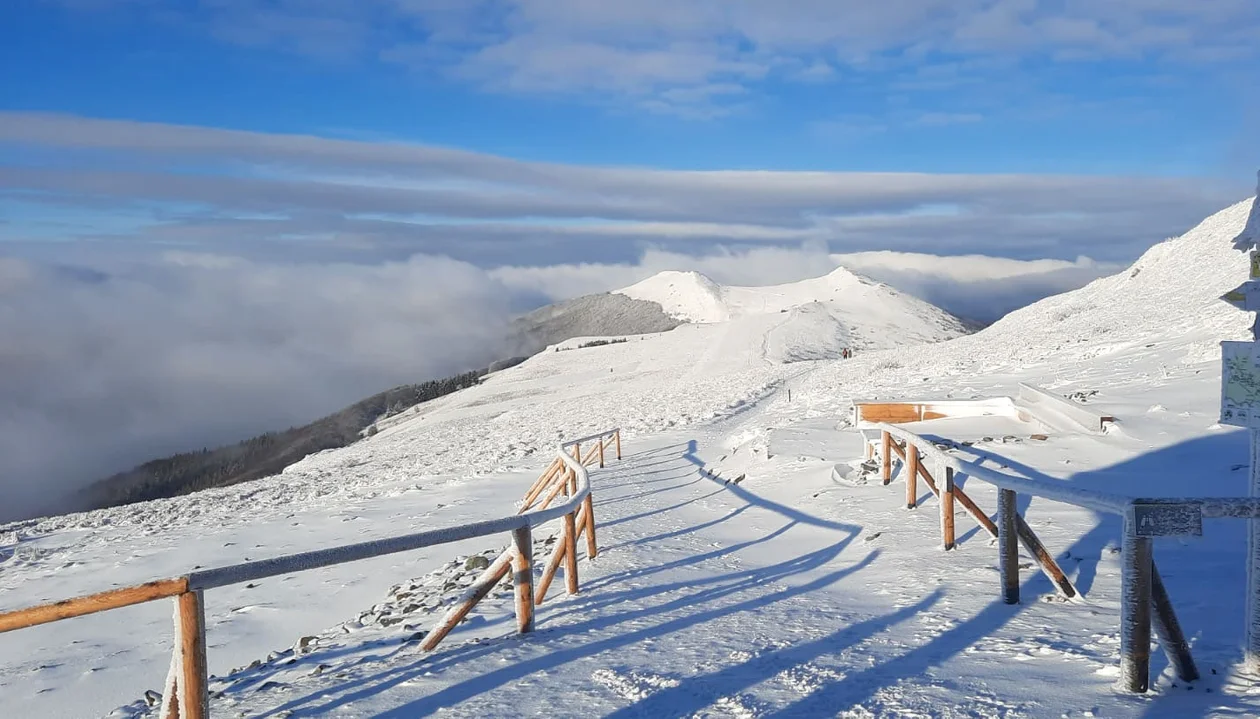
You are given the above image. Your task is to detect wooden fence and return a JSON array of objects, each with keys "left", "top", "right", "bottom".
[
  {"left": 0, "top": 429, "right": 622, "bottom": 718},
  {"left": 875, "top": 424, "right": 1197, "bottom": 694}
]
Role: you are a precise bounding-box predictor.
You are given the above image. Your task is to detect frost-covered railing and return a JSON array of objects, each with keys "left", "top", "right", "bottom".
[
  {"left": 873, "top": 424, "right": 1195, "bottom": 694},
  {"left": 0, "top": 428, "right": 622, "bottom": 719}
]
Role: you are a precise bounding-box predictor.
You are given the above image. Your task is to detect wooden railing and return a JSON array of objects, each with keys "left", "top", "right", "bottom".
[
  {"left": 0, "top": 428, "right": 622, "bottom": 718},
  {"left": 875, "top": 424, "right": 1195, "bottom": 694}
]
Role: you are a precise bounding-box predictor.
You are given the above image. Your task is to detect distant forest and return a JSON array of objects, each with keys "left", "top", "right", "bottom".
[{"left": 77, "top": 369, "right": 488, "bottom": 511}]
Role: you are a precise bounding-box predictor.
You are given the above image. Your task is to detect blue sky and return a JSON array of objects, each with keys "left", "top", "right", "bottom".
[{"left": 2, "top": 1, "right": 1256, "bottom": 176}]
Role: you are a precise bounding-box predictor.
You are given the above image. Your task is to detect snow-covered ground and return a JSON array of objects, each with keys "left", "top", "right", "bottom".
[{"left": 2, "top": 199, "right": 1259, "bottom": 717}]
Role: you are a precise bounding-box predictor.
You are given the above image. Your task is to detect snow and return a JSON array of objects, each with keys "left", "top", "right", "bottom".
[
  {"left": 614, "top": 267, "right": 969, "bottom": 349},
  {"left": 3, "top": 197, "right": 1260, "bottom": 717},
  {"left": 1231, "top": 171, "right": 1260, "bottom": 251}
]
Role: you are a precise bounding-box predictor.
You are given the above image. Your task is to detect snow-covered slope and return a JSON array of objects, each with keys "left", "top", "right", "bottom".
[
  {"left": 4, "top": 198, "right": 1260, "bottom": 719},
  {"left": 615, "top": 267, "right": 970, "bottom": 348}
]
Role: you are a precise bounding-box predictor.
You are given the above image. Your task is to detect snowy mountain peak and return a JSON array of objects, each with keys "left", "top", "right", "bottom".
[
  {"left": 614, "top": 266, "right": 969, "bottom": 349},
  {"left": 614, "top": 270, "right": 728, "bottom": 323}
]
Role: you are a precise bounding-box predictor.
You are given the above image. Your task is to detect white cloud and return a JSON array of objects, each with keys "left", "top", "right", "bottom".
[
  {"left": 1, "top": 112, "right": 1240, "bottom": 265},
  {"left": 54, "top": 0, "right": 1260, "bottom": 114},
  {"left": 829, "top": 250, "right": 1122, "bottom": 321},
  {"left": 490, "top": 242, "right": 1119, "bottom": 323},
  {"left": 0, "top": 253, "right": 518, "bottom": 521}
]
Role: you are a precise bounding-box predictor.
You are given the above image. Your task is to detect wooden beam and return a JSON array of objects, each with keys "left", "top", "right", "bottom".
[
  {"left": 519, "top": 459, "right": 563, "bottom": 512},
  {"left": 563, "top": 511, "right": 579, "bottom": 594},
  {"left": 953, "top": 484, "right": 999, "bottom": 538},
  {"left": 0, "top": 578, "right": 189, "bottom": 634},
  {"left": 598, "top": 438, "right": 605, "bottom": 468},
  {"left": 906, "top": 443, "right": 920, "bottom": 509},
  {"left": 615, "top": 430, "right": 622, "bottom": 460},
  {"left": 535, "top": 536, "right": 568, "bottom": 605},
  {"left": 1151, "top": 559, "right": 1198, "bottom": 682},
  {"left": 582, "top": 443, "right": 601, "bottom": 466},
  {"left": 881, "top": 431, "right": 892, "bottom": 485},
  {"left": 1014, "top": 515, "right": 1077, "bottom": 599},
  {"left": 422, "top": 551, "right": 513, "bottom": 651},
  {"left": 582, "top": 494, "right": 598, "bottom": 559},
  {"left": 1119, "top": 529, "right": 1153, "bottom": 692},
  {"left": 512, "top": 526, "right": 534, "bottom": 634},
  {"left": 534, "top": 469, "right": 571, "bottom": 512},
  {"left": 857, "top": 403, "right": 924, "bottom": 424},
  {"left": 998, "top": 489, "right": 1019, "bottom": 604},
  {"left": 176, "top": 591, "right": 209, "bottom": 719},
  {"left": 941, "top": 466, "right": 956, "bottom": 551}
]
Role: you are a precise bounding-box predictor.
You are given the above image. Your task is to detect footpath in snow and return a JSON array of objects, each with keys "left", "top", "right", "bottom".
[{"left": 118, "top": 387, "right": 1260, "bottom": 718}]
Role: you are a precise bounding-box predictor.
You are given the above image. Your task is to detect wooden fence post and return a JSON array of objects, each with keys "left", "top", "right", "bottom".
[
  {"left": 906, "top": 443, "right": 919, "bottom": 509},
  {"left": 512, "top": 526, "right": 534, "bottom": 634},
  {"left": 615, "top": 430, "right": 622, "bottom": 460},
  {"left": 570, "top": 444, "right": 580, "bottom": 494},
  {"left": 563, "top": 511, "right": 579, "bottom": 594},
  {"left": 582, "top": 494, "right": 598, "bottom": 559},
  {"left": 881, "top": 431, "right": 892, "bottom": 485},
  {"left": 941, "top": 465, "right": 956, "bottom": 551},
  {"left": 176, "top": 591, "right": 209, "bottom": 719},
  {"left": 598, "top": 438, "right": 605, "bottom": 468},
  {"left": 1119, "top": 519, "right": 1153, "bottom": 693},
  {"left": 998, "top": 489, "right": 1019, "bottom": 604}
]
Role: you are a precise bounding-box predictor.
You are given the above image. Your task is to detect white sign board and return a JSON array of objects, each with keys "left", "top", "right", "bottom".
[{"left": 1222, "top": 341, "right": 1260, "bottom": 427}]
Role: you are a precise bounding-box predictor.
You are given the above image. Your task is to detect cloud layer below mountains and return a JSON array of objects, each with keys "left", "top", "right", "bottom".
[
  {"left": 0, "top": 243, "right": 1122, "bottom": 521},
  {"left": 0, "top": 113, "right": 1234, "bottom": 520}
]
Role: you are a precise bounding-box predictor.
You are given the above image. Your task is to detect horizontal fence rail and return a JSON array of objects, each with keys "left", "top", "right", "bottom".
[
  {"left": 0, "top": 428, "right": 622, "bottom": 718},
  {"left": 873, "top": 423, "right": 1202, "bottom": 694}
]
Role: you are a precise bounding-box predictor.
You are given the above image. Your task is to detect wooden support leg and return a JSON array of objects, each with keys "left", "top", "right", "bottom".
[
  {"left": 563, "top": 511, "right": 579, "bottom": 594},
  {"left": 536, "top": 536, "right": 568, "bottom": 605},
  {"left": 176, "top": 591, "right": 209, "bottom": 719},
  {"left": 1119, "top": 523, "right": 1153, "bottom": 693},
  {"left": 1014, "top": 515, "right": 1077, "bottom": 599},
  {"left": 941, "top": 466, "right": 956, "bottom": 551},
  {"left": 881, "top": 431, "right": 892, "bottom": 485},
  {"left": 615, "top": 430, "right": 621, "bottom": 460},
  {"left": 906, "top": 443, "right": 919, "bottom": 509},
  {"left": 520, "top": 459, "right": 562, "bottom": 511},
  {"left": 598, "top": 438, "right": 605, "bottom": 468},
  {"left": 1151, "top": 559, "right": 1198, "bottom": 682},
  {"left": 512, "top": 526, "right": 534, "bottom": 634},
  {"left": 421, "top": 551, "right": 513, "bottom": 651},
  {"left": 952, "top": 484, "right": 999, "bottom": 538},
  {"left": 998, "top": 489, "right": 1019, "bottom": 605}
]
